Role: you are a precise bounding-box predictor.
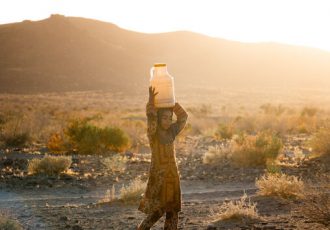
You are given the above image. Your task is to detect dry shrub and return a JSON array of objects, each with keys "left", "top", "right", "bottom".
[
  {"left": 300, "top": 176, "right": 330, "bottom": 226},
  {"left": 119, "top": 177, "right": 147, "bottom": 204},
  {"left": 28, "top": 155, "right": 72, "bottom": 176},
  {"left": 1, "top": 132, "right": 30, "bottom": 148},
  {"left": 212, "top": 192, "right": 259, "bottom": 222},
  {"left": 0, "top": 213, "right": 22, "bottom": 230},
  {"left": 47, "top": 132, "right": 69, "bottom": 153},
  {"left": 203, "top": 132, "right": 282, "bottom": 167},
  {"left": 203, "top": 143, "right": 232, "bottom": 164},
  {"left": 232, "top": 132, "right": 282, "bottom": 166},
  {"left": 260, "top": 103, "right": 286, "bottom": 116},
  {"left": 0, "top": 113, "right": 31, "bottom": 148},
  {"left": 256, "top": 173, "right": 304, "bottom": 199},
  {"left": 235, "top": 116, "right": 256, "bottom": 135},
  {"left": 214, "top": 123, "right": 234, "bottom": 140},
  {"left": 258, "top": 115, "right": 290, "bottom": 135},
  {"left": 102, "top": 154, "right": 128, "bottom": 173},
  {"left": 309, "top": 127, "right": 330, "bottom": 157},
  {"left": 301, "top": 107, "right": 318, "bottom": 117}
]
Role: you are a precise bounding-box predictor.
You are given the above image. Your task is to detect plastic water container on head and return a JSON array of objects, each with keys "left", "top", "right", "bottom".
[{"left": 150, "top": 63, "right": 175, "bottom": 108}]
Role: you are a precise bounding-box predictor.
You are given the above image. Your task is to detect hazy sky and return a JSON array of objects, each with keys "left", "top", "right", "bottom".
[{"left": 1, "top": 0, "right": 330, "bottom": 51}]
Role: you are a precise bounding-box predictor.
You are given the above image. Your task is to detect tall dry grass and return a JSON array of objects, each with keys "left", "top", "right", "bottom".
[
  {"left": 98, "top": 185, "right": 116, "bottom": 204},
  {"left": 202, "top": 143, "right": 232, "bottom": 165},
  {"left": 211, "top": 192, "right": 260, "bottom": 222},
  {"left": 256, "top": 173, "right": 304, "bottom": 199},
  {"left": 119, "top": 177, "right": 147, "bottom": 204}
]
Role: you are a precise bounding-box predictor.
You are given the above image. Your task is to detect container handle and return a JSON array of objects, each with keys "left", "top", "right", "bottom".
[{"left": 150, "top": 66, "right": 155, "bottom": 81}]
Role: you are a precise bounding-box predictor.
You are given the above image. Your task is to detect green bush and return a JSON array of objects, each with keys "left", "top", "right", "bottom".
[
  {"left": 65, "top": 118, "right": 130, "bottom": 154},
  {"left": 28, "top": 155, "right": 72, "bottom": 176}
]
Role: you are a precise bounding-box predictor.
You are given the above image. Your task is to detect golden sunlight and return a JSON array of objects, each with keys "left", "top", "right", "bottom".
[{"left": 1, "top": 0, "right": 330, "bottom": 51}]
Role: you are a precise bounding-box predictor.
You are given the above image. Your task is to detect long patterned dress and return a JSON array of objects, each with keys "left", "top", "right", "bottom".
[{"left": 138, "top": 102, "right": 188, "bottom": 214}]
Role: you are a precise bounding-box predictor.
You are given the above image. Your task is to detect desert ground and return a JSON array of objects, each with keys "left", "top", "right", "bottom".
[{"left": 0, "top": 88, "right": 329, "bottom": 230}]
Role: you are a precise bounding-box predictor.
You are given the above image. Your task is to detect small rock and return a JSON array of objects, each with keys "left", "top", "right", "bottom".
[
  {"left": 60, "top": 216, "right": 69, "bottom": 221},
  {"left": 206, "top": 224, "right": 217, "bottom": 230},
  {"left": 3, "top": 158, "right": 13, "bottom": 167}
]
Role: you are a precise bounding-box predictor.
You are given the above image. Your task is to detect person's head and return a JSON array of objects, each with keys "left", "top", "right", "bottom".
[{"left": 157, "top": 108, "right": 173, "bottom": 130}]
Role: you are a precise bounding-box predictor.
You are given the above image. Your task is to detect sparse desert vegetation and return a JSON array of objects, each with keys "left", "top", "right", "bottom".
[
  {"left": 0, "top": 89, "right": 329, "bottom": 229},
  {"left": 28, "top": 155, "right": 72, "bottom": 176},
  {"left": 1, "top": 9, "right": 330, "bottom": 229}
]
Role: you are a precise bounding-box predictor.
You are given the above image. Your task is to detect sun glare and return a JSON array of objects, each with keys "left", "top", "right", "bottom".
[{"left": 1, "top": 0, "right": 330, "bottom": 51}]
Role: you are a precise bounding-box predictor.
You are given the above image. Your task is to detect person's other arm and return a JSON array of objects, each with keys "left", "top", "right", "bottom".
[{"left": 172, "top": 102, "right": 188, "bottom": 136}]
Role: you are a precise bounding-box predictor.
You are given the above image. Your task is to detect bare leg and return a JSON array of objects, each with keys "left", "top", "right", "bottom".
[
  {"left": 164, "top": 211, "right": 178, "bottom": 230},
  {"left": 137, "top": 209, "right": 164, "bottom": 230}
]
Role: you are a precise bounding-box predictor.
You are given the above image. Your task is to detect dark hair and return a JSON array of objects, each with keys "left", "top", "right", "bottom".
[{"left": 157, "top": 108, "right": 173, "bottom": 123}]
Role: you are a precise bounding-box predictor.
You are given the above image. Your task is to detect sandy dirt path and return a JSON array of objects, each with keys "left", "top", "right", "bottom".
[{"left": 0, "top": 180, "right": 258, "bottom": 229}]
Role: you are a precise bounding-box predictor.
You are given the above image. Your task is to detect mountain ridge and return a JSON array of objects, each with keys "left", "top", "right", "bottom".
[{"left": 1, "top": 14, "right": 330, "bottom": 94}]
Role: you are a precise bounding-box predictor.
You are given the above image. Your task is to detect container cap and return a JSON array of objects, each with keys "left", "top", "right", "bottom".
[{"left": 154, "top": 63, "right": 167, "bottom": 67}]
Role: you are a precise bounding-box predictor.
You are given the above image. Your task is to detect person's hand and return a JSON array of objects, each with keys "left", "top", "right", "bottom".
[{"left": 148, "top": 86, "right": 158, "bottom": 104}]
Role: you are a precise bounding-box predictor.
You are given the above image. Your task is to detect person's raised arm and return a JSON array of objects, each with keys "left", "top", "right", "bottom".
[
  {"left": 146, "top": 87, "right": 158, "bottom": 140},
  {"left": 172, "top": 102, "right": 188, "bottom": 136}
]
